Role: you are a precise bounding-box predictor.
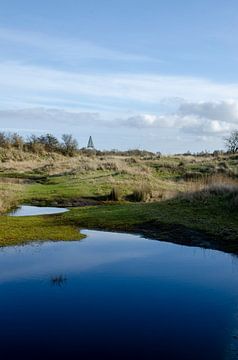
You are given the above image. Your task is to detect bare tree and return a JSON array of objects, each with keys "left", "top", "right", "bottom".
[
  {"left": 225, "top": 130, "right": 238, "bottom": 153},
  {"left": 61, "top": 134, "right": 78, "bottom": 156}
]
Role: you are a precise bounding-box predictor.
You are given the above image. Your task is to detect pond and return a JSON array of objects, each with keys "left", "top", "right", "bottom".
[
  {"left": 0, "top": 229, "right": 238, "bottom": 359},
  {"left": 9, "top": 205, "right": 68, "bottom": 216}
]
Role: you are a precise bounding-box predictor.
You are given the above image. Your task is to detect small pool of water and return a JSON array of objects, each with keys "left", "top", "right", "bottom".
[
  {"left": 0, "top": 230, "right": 237, "bottom": 359},
  {"left": 9, "top": 205, "right": 68, "bottom": 216}
]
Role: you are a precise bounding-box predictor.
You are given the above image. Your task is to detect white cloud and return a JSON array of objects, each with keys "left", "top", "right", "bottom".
[
  {"left": 123, "top": 114, "right": 160, "bottom": 127},
  {"left": 120, "top": 113, "right": 189, "bottom": 129},
  {"left": 1, "top": 104, "right": 237, "bottom": 138},
  {"left": 181, "top": 118, "right": 237, "bottom": 135},
  {"left": 178, "top": 100, "right": 238, "bottom": 124},
  {"left": 1, "top": 62, "right": 238, "bottom": 112},
  {"left": 1, "top": 61, "right": 238, "bottom": 147},
  {"left": 119, "top": 100, "right": 238, "bottom": 135}
]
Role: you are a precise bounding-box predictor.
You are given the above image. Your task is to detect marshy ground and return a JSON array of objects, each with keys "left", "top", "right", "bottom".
[{"left": 0, "top": 148, "right": 238, "bottom": 252}]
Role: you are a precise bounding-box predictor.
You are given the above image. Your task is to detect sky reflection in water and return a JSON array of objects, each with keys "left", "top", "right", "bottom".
[{"left": 0, "top": 230, "right": 238, "bottom": 359}]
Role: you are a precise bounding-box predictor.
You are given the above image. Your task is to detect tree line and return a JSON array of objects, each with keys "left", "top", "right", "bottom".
[
  {"left": 0, "top": 130, "right": 237, "bottom": 156},
  {"left": 0, "top": 132, "right": 78, "bottom": 156}
]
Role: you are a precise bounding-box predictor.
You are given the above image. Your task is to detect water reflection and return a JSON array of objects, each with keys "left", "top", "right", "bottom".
[
  {"left": 0, "top": 230, "right": 237, "bottom": 360},
  {"left": 9, "top": 205, "right": 68, "bottom": 216},
  {"left": 50, "top": 275, "right": 67, "bottom": 287}
]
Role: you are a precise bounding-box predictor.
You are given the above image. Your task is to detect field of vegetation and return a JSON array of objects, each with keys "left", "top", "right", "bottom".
[{"left": 0, "top": 136, "right": 238, "bottom": 252}]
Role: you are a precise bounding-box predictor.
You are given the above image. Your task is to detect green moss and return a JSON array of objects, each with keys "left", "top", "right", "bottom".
[{"left": 0, "top": 214, "right": 84, "bottom": 247}]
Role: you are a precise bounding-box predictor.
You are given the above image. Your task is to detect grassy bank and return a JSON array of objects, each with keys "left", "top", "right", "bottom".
[
  {"left": 0, "top": 214, "right": 84, "bottom": 247},
  {"left": 1, "top": 188, "right": 237, "bottom": 252},
  {"left": 62, "top": 189, "right": 238, "bottom": 253},
  {"left": 0, "top": 150, "right": 237, "bottom": 252}
]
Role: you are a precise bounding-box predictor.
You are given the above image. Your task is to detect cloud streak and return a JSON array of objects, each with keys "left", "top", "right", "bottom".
[
  {"left": 1, "top": 62, "right": 238, "bottom": 113},
  {"left": 0, "top": 27, "right": 152, "bottom": 63}
]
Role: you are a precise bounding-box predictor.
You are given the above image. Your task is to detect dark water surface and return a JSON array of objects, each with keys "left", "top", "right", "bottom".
[{"left": 0, "top": 230, "right": 238, "bottom": 359}]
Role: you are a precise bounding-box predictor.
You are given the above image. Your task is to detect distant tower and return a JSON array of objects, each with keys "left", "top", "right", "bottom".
[{"left": 87, "top": 136, "right": 94, "bottom": 149}]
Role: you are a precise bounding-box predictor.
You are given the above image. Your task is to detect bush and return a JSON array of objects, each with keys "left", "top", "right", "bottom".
[{"left": 0, "top": 131, "right": 79, "bottom": 156}]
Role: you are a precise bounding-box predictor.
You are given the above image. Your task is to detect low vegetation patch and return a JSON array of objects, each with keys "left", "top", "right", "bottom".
[{"left": 129, "top": 184, "right": 152, "bottom": 202}]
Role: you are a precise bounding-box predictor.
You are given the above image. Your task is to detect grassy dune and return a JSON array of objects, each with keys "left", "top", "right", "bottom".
[{"left": 0, "top": 150, "right": 238, "bottom": 251}]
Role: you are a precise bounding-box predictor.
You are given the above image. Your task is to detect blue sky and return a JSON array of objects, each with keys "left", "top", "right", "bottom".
[{"left": 0, "top": 0, "right": 238, "bottom": 152}]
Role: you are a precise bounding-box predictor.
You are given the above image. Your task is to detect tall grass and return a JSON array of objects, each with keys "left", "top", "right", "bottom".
[
  {"left": 108, "top": 187, "right": 120, "bottom": 201},
  {"left": 0, "top": 186, "right": 20, "bottom": 213},
  {"left": 181, "top": 174, "right": 238, "bottom": 209},
  {"left": 130, "top": 184, "right": 152, "bottom": 202}
]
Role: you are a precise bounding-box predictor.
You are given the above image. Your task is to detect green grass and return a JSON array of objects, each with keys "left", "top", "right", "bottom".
[
  {"left": 0, "top": 214, "right": 84, "bottom": 247},
  {"left": 0, "top": 152, "right": 238, "bottom": 251},
  {"left": 23, "top": 171, "right": 129, "bottom": 202},
  {"left": 62, "top": 196, "right": 238, "bottom": 241},
  {"left": 22, "top": 170, "right": 179, "bottom": 205},
  {"left": 1, "top": 194, "right": 237, "bottom": 252}
]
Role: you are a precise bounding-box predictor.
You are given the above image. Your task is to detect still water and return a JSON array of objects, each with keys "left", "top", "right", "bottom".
[
  {"left": 0, "top": 229, "right": 238, "bottom": 359},
  {"left": 9, "top": 205, "right": 68, "bottom": 216}
]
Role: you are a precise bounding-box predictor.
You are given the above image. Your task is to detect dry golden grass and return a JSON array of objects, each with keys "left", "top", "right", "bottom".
[
  {"left": 0, "top": 150, "right": 237, "bottom": 207},
  {"left": 0, "top": 151, "right": 154, "bottom": 178},
  {"left": 180, "top": 174, "right": 238, "bottom": 208},
  {"left": 0, "top": 182, "right": 22, "bottom": 213}
]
